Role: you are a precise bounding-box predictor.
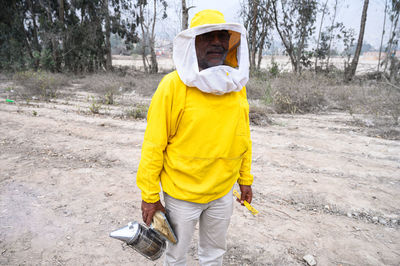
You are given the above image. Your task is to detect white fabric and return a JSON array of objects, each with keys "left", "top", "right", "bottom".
[
  {"left": 173, "top": 23, "right": 249, "bottom": 95},
  {"left": 163, "top": 189, "right": 234, "bottom": 266}
]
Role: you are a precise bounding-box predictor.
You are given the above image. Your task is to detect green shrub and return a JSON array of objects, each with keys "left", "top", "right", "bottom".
[
  {"left": 89, "top": 96, "right": 101, "bottom": 114},
  {"left": 125, "top": 103, "right": 148, "bottom": 119},
  {"left": 268, "top": 60, "right": 280, "bottom": 77},
  {"left": 105, "top": 91, "right": 114, "bottom": 105}
]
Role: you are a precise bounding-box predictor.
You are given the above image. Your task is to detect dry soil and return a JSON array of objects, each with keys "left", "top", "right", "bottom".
[{"left": 0, "top": 79, "right": 399, "bottom": 265}]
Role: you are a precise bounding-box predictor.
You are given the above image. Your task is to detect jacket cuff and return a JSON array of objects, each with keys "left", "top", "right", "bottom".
[
  {"left": 237, "top": 177, "right": 253, "bottom": 186},
  {"left": 141, "top": 192, "right": 160, "bottom": 203}
]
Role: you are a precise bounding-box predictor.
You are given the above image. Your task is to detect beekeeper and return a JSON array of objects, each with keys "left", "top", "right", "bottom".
[{"left": 137, "top": 9, "right": 253, "bottom": 265}]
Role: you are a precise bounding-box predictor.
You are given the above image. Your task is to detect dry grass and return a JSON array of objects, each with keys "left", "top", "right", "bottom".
[
  {"left": 129, "top": 71, "right": 165, "bottom": 97},
  {"left": 6, "top": 68, "right": 399, "bottom": 139},
  {"left": 123, "top": 103, "right": 149, "bottom": 119},
  {"left": 247, "top": 71, "right": 330, "bottom": 114},
  {"left": 348, "top": 81, "right": 400, "bottom": 124},
  {"left": 12, "top": 70, "right": 70, "bottom": 101},
  {"left": 77, "top": 70, "right": 164, "bottom": 100},
  {"left": 246, "top": 70, "right": 400, "bottom": 139},
  {"left": 78, "top": 72, "right": 134, "bottom": 104},
  {"left": 343, "top": 81, "right": 400, "bottom": 139}
]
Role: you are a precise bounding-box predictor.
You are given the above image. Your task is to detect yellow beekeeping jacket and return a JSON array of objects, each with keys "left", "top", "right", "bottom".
[
  {"left": 136, "top": 10, "right": 253, "bottom": 204},
  {"left": 136, "top": 71, "right": 253, "bottom": 203}
]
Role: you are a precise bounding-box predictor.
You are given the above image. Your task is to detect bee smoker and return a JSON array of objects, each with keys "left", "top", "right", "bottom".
[
  {"left": 110, "top": 211, "right": 177, "bottom": 261},
  {"left": 110, "top": 221, "right": 166, "bottom": 260}
]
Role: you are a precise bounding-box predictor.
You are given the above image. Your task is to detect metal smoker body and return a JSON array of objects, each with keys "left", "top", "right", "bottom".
[
  {"left": 110, "top": 211, "right": 177, "bottom": 261},
  {"left": 110, "top": 221, "right": 166, "bottom": 261}
]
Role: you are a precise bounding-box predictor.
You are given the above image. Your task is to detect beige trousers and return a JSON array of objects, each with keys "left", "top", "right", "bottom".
[{"left": 163, "top": 188, "right": 234, "bottom": 266}]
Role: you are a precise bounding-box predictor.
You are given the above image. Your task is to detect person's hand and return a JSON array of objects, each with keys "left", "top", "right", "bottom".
[
  {"left": 238, "top": 185, "right": 252, "bottom": 205},
  {"left": 141, "top": 200, "right": 165, "bottom": 226}
]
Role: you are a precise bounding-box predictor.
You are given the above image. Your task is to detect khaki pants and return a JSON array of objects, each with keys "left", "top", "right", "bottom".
[{"left": 163, "top": 188, "right": 234, "bottom": 266}]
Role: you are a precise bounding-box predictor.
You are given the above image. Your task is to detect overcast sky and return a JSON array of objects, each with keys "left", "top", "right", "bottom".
[{"left": 185, "top": 0, "right": 388, "bottom": 49}]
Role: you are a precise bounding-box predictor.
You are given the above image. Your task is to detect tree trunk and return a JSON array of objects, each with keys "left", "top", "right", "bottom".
[
  {"left": 27, "top": 0, "right": 40, "bottom": 69},
  {"left": 256, "top": 13, "right": 269, "bottom": 70},
  {"left": 389, "top": 40, "right": 399, "bottom": 82},
  {"left": 345, "top": 0, "right": 369, "bottom": 81},
  {"left": 149, "top": 43, "right": 158, "bottom": 73},
  {"left": 378, "top": 0, "right": 387, "bottom": 72},
  {"left": 384, "top": 5, "right": 400, "bottom": 74},
  {"left": 271, "top": 0, "right": 306, "bottom": 74},
  {"left": 181, "top": 0, "right": 189, "bottom": 30},
  {"left": 257, "top": 29, "right": 266, "bottom": 70},
  {"left": 326, "top": 0, "right": 337, "bottom": 70},
  {"left": 149, "top": 0, "right": 158, "bottom": 73},
  {"left": 315, "top": 0, "right": 328, "bottom": 71},
  {"left": 250, "top": 0, "right": 258, "bottom": 71},
  {"left": 58, "top": 0, "right": 64, "bottom": 22},
  {"left": 103, "top": 0, "right": 112, "bottom": 71},
  {"left": 139, "top": 3, "right": 149, "bottom": 73},
  {"left": 40, "top": 0, "right": 58, "bottom": 71},
  {"left": 57, "top": 0, "right": 64, "bottom": 71},
  {"left": 296, "top": 17, "right": 308, "bottom": 74}
]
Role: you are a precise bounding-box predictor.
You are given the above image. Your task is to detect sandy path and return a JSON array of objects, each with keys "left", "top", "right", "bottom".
[{"left": 0, "top": 85, "right": 399, "bottom": 265}]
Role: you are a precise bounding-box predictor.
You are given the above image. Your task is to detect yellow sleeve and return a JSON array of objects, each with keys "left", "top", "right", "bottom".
[
  {"left": 237, "top": 87, "right": 254, "bottom": 186},
  {"left": 136, "top": 73, "right": 184, "bottom": 203},
  {"left": 238, "top": 139, "right": 253, "bottom": 185}
]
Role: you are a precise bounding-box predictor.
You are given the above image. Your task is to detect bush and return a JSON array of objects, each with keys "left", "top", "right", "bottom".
[
  {"left": 79, "top": 71, "right": 164, "bottom": 100},
  {"left": 89, "top": 96, "right": 101, "bottom": 114},
  {"left": 270, "top": 72, "right": 327, "bottom": 114},
  {"left": 347, "top": 81, "right": 400, "bottom": 126},
  {"left": 246, "top": 70, "right": 400, "bottom": 139},
  {"left": 124, "top": 103, "right": 148, "bottom": 119},
  {"left": 268, "top": 60, "right": 280, "bottom": 77},
  {"left": 32, "top": 49, "right": 55, "bottom": 71},
  {"left": 246, "top": 70, "right": 273, "bottom": 101},
  {"left": 80, "top": 73, "right": 127, "bottom": 105},
  {"left": 247, "top": 71, "right": 328, "bottom": 114},
  {"left": 129, "top": 72, "right": 164, "bottom": 97},
  {"left": 13, "top": 70, "right": 69, "bottom": 101}
]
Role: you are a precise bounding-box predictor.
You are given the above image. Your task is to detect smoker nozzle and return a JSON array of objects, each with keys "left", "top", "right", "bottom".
[{"left": 109, "top": 222, "right": 138, "bottom": 244}]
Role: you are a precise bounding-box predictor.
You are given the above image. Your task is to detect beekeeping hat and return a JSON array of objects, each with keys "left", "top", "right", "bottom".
[{"left": 173, "top": 9, "right": 249, "bottom": 95}]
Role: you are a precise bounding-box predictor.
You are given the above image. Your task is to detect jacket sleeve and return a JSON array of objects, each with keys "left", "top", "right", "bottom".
[
  {"left": 237, "top": 87, "right": 254, "bottom": 186},
  {"left": 136, "top": 74, "right": 183, "bottom": 203}
]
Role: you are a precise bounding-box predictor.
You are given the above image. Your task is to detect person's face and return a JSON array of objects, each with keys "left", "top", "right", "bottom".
[{"left": 195, "top": 30, "right": 230, "bottom": 71}]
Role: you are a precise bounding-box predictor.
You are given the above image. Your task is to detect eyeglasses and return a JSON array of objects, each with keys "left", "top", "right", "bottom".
[{"left": 197, "top": 31, "right": 230, "bottom": 43}]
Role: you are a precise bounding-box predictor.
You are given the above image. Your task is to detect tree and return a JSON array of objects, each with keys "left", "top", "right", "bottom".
[
  {"left": 0, "top": 0, "right": 38, "bottom": 70},
  {"left": 103, "top": 0, "right": 112, "bottom": 71},
  {"left": 240, "top": 0, "right": 273, "bottom": 71},
  {"left": 378, "top": 0, "right": 388, "bottom": 72},
  {"left": 271, "top": 0, "right": 318, "bottom": 73},
  {"left": 136, "top": 0, "right": 167, "bottom": 74},
  {"left": 249, "top": 0, "right": 258, "bottom": 70},
  {"left": 0, "top": 0, "right": 139, "bottom": 72},
  {"left": 181, "top": 0, "right": 189, "bottom": 30},
  {"left": 383, "top": 0, "right": 400, "bottom": 82},
  {"left": 344, "top": 0, "right": 369, "bottom": 81},
  {"left": 326, "top": 0, "right": 338, "bottom": 69},
  {"left": 314, "top": 0, "right": 329, "bottom": 71},
  {"left": 315, "top": 31, "right": 330, "bottom": 66},
  {"left": 341, "top": 26, "right": 356, "bottom": 66},
  {"left": 315, "top": 22, "right": 351, "bottom": 72}
]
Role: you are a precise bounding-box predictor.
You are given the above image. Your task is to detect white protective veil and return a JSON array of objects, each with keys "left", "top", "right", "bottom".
[{"left": 173, "top": 11, "right": 249, "bottom": 95}]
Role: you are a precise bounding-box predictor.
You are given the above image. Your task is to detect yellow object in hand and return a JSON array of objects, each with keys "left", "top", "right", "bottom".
[{"left": 233, "top": 189, "right": 259, "bottom": 216}]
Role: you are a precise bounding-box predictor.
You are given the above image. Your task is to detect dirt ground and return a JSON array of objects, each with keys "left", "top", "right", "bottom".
[{"left": 0, "top": 78, "right": 399, "bottom": 265}]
